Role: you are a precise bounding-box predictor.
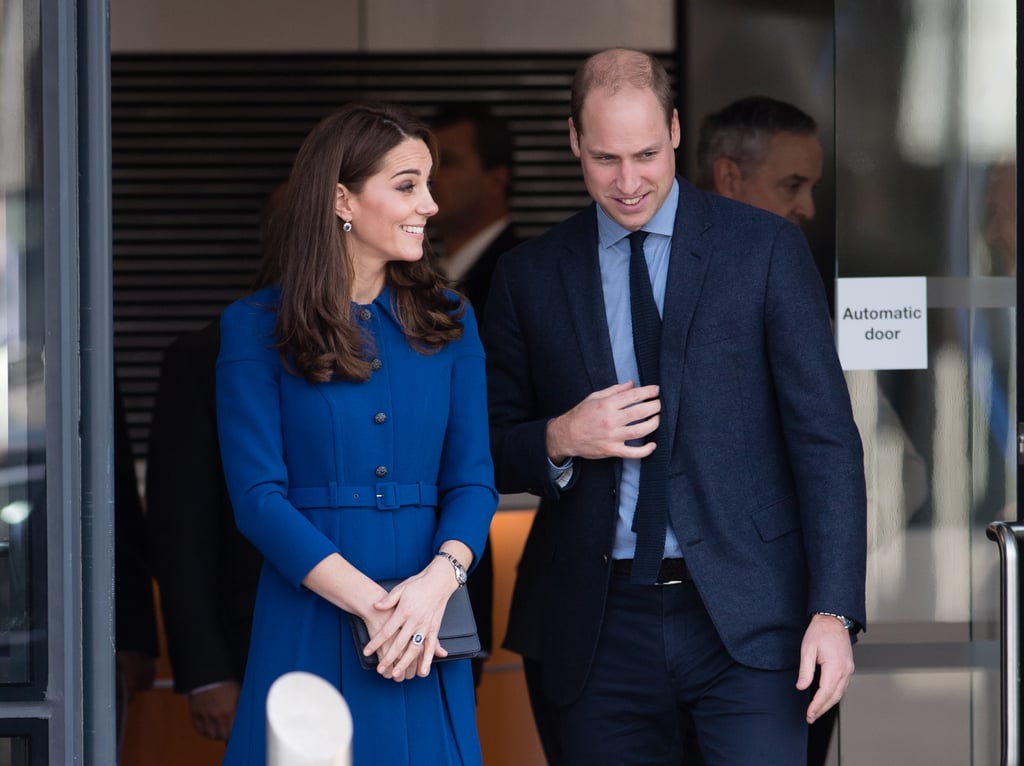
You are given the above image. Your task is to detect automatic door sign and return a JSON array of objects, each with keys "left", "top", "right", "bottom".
[{"left": 835, "top": 277, "right": 927, "bottom": 370}]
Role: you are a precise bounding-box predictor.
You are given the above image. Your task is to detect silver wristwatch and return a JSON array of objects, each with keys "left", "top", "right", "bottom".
[
  {"left": 816, "top": 611, "right": 856, "bottom": 631},
  {"left": 437, "top": 551, "right": 467, "bottom": 588}
]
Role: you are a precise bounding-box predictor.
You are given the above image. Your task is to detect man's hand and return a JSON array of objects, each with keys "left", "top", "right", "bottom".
[
  {"left": 188, "top": 681, "right": 242, "bottom": 741},
  {"left": 796, "top": 614, "right": 855, "bottom": 723},
  {"left": 546, "top": 381, "right": 661, "bottom": 462},
  {"left": 115, "top": 650, "right": 156, "bottom": 703}
]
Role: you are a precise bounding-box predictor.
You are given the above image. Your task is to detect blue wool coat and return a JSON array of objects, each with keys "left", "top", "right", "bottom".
[{"left": 217, "top": 286, "right": 497, "bottom": 766}]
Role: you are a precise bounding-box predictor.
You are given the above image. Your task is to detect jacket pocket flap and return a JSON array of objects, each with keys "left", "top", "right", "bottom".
[{"left": 751, "top": 496, "right": 801, "bottom": 541}]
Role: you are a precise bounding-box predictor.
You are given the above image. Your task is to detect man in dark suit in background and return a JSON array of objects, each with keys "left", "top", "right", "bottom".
[
  {"left": 430, "top": 103, "right": 522, "bottom": 690},
  {"left": 694, "top": 95, "right": 821, "bottom": 228},
  {"left": 484, "top": 48, "right": 866, "bottom": 764},
  {"left": 114, "top": 379, "right": 159, "bottom": 759},
  {"left": 146, "top": 321, "right": 262, "bottom": 742},
  {"left": 431, "top": 102, "right": 521, "bottom": 323},
  {"left": 145, "top": 186, "right": 284, "bottom": 741}
]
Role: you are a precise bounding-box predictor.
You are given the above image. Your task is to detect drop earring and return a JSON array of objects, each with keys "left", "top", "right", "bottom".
[{"left": 342, "top": 220, "right": 352, "bottom": 232}]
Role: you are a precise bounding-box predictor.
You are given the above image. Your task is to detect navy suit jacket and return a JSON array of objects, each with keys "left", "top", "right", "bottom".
[
  {"left": 146, "top": 321, "right": 262, "bottom": 694},
  {"left": 483, "top": 178, "right": 866, "bottom": 706},
  {"left": 458, "top": 223, "right": 522, "bottom": 327},
  {"left": 453, "top": 223, "right": 523, "bottom": 667}
]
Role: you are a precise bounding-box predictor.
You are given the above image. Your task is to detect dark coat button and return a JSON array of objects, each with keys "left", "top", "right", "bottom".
[
  {"left": 601, "top": 554, "right": 610, "bottom": 565},
  {"left": 359, "top": 308, "right": 372, "bottom": 321},
  {"left": 375, "top": 465, "right": 388, "bottom": 478},
  {"left": 374, "top": 412, "right": 387, "bottom": 424},
  {"left": 370, "top": 358, "right": 383, "bottom": 370}
]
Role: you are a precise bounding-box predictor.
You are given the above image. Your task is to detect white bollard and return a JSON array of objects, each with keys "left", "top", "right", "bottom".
[{"left": 266, "top": 671, "right": 353, "bottom": 766}]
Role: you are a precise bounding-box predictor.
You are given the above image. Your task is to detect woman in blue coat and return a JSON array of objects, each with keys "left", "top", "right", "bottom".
[{"left": 216, "top": 102, "right": 497, "bottom": 765}]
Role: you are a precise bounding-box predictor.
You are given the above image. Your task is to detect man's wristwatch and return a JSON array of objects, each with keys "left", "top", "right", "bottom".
[
  {"left": 816, "top": 611, "right": 856, "bottom": 631},
  {"left": 437, "top": 551, "right": 467, "bottom": 588}
]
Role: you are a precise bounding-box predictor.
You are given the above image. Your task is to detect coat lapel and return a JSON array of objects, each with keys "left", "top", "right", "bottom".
[
  {"left": 556, "top": 205, "right": 619, "bottom": 392},
  {"left": 661, "top": 181, "right": 715, "bottom": 457}
]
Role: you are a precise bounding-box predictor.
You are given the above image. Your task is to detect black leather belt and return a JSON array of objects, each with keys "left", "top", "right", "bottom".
[{"left": 611, "top": 557, "right": 691, "bottom": 584}]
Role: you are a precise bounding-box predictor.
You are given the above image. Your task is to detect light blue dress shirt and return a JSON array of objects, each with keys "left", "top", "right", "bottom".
[{"left": 596, "top": 180, "right": 684, "bottom": 561}]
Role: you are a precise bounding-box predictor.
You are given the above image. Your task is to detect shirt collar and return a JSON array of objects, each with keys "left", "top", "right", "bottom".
[
  {"left": 441, "top": 217, "right": 510, "bottom": 282},
  {"left": 596, "top": 179, "right": 679, "bottom": 249}
]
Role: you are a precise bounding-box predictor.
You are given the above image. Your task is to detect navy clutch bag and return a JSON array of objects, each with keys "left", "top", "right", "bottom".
[{"left": 347, "top": 579, "right": 481, "bottom": 671}]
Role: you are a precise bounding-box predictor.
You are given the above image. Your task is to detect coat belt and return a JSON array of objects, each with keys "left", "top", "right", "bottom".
[{"left": 288, "top": 482, "right": 438, "bottom": 511}]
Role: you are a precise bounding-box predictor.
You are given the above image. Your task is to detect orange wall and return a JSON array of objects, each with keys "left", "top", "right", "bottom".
[{"left": 120, "top": 509, "right": 544, "bottom": 765}]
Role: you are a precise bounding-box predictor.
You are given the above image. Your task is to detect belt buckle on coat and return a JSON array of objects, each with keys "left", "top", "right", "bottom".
[{"left": 375, "top": 482, "right": 400, "bottom": 510}]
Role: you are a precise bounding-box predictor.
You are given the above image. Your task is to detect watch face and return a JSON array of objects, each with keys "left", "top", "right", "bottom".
[{"left": 440, "top": 552, "right": 467, "bottom": 585}]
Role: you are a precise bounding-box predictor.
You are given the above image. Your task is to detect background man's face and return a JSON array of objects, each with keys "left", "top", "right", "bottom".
[
  {"left": 430, "top": 119, "right": 491, "bottom": 232},
  {"left": 731, "top": 131, "right": 822, "bottom": 225},
  {"left": 985, "top": 160, "right": 1016, "bottom": 276}
]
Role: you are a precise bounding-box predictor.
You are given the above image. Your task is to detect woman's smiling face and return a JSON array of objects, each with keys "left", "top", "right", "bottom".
[{"left": 339, "top": 137, "right": 439, "bottom": 274}]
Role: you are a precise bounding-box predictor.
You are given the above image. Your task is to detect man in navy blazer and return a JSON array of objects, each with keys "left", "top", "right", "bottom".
[{"left": 483, "top": 48, "right": 866, "bottom": 764}]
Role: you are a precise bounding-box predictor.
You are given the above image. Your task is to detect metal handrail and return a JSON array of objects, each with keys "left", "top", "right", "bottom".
[{"left": 987, "top": 521, "right": 1024, "bottom": 766}]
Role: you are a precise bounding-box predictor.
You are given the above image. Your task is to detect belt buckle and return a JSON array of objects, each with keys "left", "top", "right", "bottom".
[
  {"left": 655, "top": 558, "right": 687, "bottom": 585},
  {"left": 375, "top": 482, "right": 399, "bottom": 510}
]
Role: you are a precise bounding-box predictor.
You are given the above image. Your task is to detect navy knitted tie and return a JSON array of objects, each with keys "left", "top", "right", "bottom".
[{"left": 627, "top": 230, "right": 668, "bottom": 584}]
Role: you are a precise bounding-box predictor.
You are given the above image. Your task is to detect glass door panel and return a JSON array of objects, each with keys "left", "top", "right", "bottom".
[
  {"left": 835, "top": 0, "right": 1015, "bottom": 762},
  {"left": 0, "top": 0, "right": 45, "bottom": 692}
]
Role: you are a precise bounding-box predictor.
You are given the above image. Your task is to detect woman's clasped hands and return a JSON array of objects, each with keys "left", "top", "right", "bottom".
[{"left": 360, "top": 557, "right": 457, "bottom": 681}]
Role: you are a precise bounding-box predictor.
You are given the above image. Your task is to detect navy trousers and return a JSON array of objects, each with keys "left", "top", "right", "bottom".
[
  {"left": 524, "top": 656, "right": 567, "bottom": 765},
  {"left": 560, "top": 573, "right": 809, "bottom": 766}
]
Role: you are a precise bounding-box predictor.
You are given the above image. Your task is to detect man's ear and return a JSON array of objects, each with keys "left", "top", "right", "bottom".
[
  {"left": 712, "top": 157, "right": 744, "bottom": 199},
  {"left": 568, "top": 117, "right": 582, "bottom": 159},
  {"left": 335, "top": 183, "right": 353, "bottom": 220},
  {"left": 485, "top": 165, "right": 511, "bottom": 197}
]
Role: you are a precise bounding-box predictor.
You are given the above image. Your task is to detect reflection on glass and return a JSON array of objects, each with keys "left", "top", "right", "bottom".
[
  {"left": 844, "top": 671, "right": 983, "bottom": 764},
  {"left": 0, "top": 735, "right": 31, "bottom": 766},
  {"left": 0, "top": 0, "right": 44, "bottom": 686},
  {"left": 837, "top": 0, "right": 1014, "bottom": 762}
]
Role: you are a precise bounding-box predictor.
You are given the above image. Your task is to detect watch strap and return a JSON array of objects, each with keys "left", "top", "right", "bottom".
[
  {"left": 436, "top": 551, "right": 467, "bottom": 588},
  {"left": 816, "top": 611, "right": 856, "bottom": 631}
]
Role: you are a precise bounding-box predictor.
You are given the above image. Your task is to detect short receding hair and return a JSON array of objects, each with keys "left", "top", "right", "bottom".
[
  {"left": 432, "top": 102, "right": 515, "bottom": 173},
  {"left": 695, "top": 96, "right": 817, "bottom": 190},
  {"left": 571, "top": 48, "right": 674, "bottom": 135}
]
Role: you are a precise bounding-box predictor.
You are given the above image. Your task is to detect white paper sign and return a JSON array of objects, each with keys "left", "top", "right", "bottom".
[{"left": 835, "top": 277, "right": 927, "bottom": 370}]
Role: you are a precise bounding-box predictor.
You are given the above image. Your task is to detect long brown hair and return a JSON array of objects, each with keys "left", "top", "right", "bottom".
[{"left": 274, "top": 102, "right": 463, "bottom": 383}]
